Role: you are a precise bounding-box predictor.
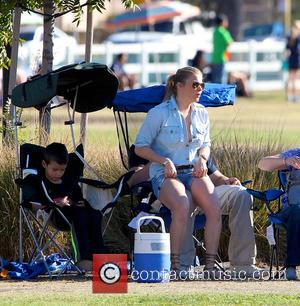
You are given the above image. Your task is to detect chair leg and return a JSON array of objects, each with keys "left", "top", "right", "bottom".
[
  {"left": 22, "top": 209, "right": 52, "bottom": 277},
  {"left": 23, "top": 208, "right": 83, "bottom": 277},
  {"left": 269, "top": 225, "right": 282, "bottom": 280},
  {"left": 192, "top": 234, "right": 225, "bottom": 272},
  {"left": 269, "top": 245, "right": 275, "bottom": 278},
  {"left": 32, "top": 209, "right": 83, "bottom": 275},
  {"left": 28, "top": 210, "right": 53, "bottom": 263},
  {"left": 274, "top": 226, "right": 280, "bottom": 272},
  {"left": 19, "top": 206, "right": 23, "bottom": 263}
]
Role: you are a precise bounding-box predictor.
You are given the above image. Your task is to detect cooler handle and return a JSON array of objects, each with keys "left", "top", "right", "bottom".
[{"left": 137, "top": 216, "right": 166, "bottom": 234}]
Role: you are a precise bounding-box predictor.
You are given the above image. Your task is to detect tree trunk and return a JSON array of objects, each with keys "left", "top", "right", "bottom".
[
  {"left": 4, "top": 6, "right": 22, "bottom": 146},
  {"left": 216, "top": 0, "right": 242, "bottom": 41},
  {"left": 80, "top": 5, "right": 93, "bottom": 149},
  {"left": 2, "top": 44, "right": 11, "bottom": 143},
  {"left": 39, "top": 0, "right": 55, "bottom": 145}
]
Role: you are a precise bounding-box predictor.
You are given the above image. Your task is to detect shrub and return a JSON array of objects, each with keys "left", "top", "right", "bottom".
[{"left": 0, "top": 137, "right": 287, "bottom": 264}]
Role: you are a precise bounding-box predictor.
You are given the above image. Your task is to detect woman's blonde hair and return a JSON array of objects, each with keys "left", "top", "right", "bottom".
[
  {"left": 290, "top": 20, "right": 300, "bottom": 40},
  {"left": 163, "top": 66, "right": 202, "bottom": 101}
]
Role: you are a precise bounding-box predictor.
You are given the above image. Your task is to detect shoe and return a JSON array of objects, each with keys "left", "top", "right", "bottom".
[
  {"left": 202, "top": 266, "right": 225, "bottom": 280},
  {"left": 229, "top": 265, "right": 268, "bottom": 279},
  {"left": 169, "top": 268, "right": 197, "bottom": 281},
  {"left": 76, "top": 260, "right": 92, "bottom": 272},
  {"left": 286, "top": 266, "right": 298, "bottom": 281}
]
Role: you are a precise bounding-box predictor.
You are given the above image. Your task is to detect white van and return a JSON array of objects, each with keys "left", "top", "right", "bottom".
[
  {"left": 19, "top": 26, "right": 77, "bottom": 73},
  {"left": 106, "top": 16, "right": 212, "bottom": 52}
]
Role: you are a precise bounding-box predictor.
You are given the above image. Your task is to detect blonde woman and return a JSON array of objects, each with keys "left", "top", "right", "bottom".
[{"left": 135, "top": 67, "right": 221, "bottom": 275}]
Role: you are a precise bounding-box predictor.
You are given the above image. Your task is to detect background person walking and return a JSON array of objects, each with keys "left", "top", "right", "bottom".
[
  {"left": 211, "top": 14, "right": 233, "bottom": 84},
  {"left": 285, "top": 21, "right": 300, "bottom": 102}
]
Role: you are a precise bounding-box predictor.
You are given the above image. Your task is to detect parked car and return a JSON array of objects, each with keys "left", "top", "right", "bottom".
[
  {"left": 106, "top": 16, "right": 212, "bottom": 48},
  {"left": 19, "top": 26, "right": 77, "bottom": 73},
  {"left": 242, "top": 22, "right": 285, "bottom": 41}
]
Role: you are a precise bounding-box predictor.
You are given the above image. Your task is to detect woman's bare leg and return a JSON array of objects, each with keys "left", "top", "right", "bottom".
[
  {"left": 159, "top": 178, "right": 190, "bottom": 267},
  {"left": 191, "top": 176, "right": 221, "bottom": 267},
  {"left": 287, "top": 70, "right": 297, "bottom": 99}
]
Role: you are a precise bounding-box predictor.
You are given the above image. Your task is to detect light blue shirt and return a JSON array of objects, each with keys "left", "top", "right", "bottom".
[
  {"left": 135, "top": 96, "right": 211, "bottom": 179},
  {"left": 280, "top": 148, "right": 300, "bottom": 208}
]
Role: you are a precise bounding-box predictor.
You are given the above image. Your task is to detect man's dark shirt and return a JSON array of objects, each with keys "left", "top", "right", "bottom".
[{"left": 207, "top": 156, "right": 217, "bottom": 175}]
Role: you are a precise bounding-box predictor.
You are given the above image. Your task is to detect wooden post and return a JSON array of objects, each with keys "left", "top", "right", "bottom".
[
  {"left": 39, "top": 0, "right": 55, "bottom": 145},
  {"left": 79, "top": 5, "right": 93, "bottom": 147}
]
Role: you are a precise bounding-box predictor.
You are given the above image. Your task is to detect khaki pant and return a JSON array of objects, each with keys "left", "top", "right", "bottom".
[{"left": 180, "top": 185, "right": 256, "bottom": 268}]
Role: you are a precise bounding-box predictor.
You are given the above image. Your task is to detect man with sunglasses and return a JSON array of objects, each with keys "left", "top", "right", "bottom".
[{"left": 180, "top": 155, "right": 266, "bottom": 278}]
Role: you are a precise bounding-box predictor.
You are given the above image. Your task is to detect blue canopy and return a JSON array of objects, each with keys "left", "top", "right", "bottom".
[{"left": 112, "top": 83, "right": 236, "bottom": 113}]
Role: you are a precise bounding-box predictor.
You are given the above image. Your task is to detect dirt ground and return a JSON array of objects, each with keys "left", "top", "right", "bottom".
[{"left": 1, "top": 275, "right": 300, "bottom": 297}]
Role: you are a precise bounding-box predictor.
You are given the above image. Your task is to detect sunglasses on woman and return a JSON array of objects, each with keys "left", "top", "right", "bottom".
[{"left": 192, "top": 81, "right": 205, "bottom": 90}]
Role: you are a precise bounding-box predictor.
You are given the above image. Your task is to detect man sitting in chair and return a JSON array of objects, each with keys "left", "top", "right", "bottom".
[
  {"left": 22, "top": 142, "right": 105, "bottom": 271},
  {"left": 258, "top": 148, "right": 300, "bottom": 281},
  {"left": 180, "top": 157, "right": 266, "bottom": 277}
]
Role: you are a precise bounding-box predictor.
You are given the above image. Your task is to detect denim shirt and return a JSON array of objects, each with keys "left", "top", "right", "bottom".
[
  {"left": 135, "top": 96, "right": 211, "bottom": 179},
  {"left": 280, "top": 148, "right": 300, "bottom": 208}
]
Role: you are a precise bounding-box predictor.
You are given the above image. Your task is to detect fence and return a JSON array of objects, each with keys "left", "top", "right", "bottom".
[
  {"left": 19, "top": 39, "right": 289, "bottom": 91},
  {"left": 72, "top": 39, "right": 288, "bottom": 91}
]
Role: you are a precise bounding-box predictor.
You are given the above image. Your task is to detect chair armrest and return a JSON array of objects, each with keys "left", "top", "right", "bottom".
[{"left": 246, "top": 188, "right": 284, "bottom": 202}]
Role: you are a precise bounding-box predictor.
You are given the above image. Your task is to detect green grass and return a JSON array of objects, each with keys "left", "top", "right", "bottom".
[
  {"left": 17, "top": 90, "right": 300, "bottom": 149},
  {"left": 207, "top": 91, "right": 300, "bottom": 148},
  {"left": 2, "top": 293, "right": 300, "bottom": 305},
  {"left": 0, "top": 90, "right": 299, "bottom": 261}
]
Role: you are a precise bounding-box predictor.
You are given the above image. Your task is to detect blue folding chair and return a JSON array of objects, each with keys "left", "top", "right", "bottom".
[
  {"left": 100, "top": 83, "right": 236, "bottom": 269},
  {"left": 246, "top": 170, "right": 288, "bottom": 278}
]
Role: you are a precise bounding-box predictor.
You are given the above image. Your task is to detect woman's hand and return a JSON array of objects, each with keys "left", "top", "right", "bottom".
[
  {"left": 285, "top": 156, "right": 300, "bottom": 169},
  {"left": 163, "top": 159, "right": 177, "bottom": 178},
  {"left": 193, "top": 158, "right": 208, "bottom": 178}
]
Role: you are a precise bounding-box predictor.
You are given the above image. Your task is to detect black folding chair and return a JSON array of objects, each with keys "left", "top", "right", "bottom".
[{"left": 17, "top": 143, "right": 84, "bottom": 278}]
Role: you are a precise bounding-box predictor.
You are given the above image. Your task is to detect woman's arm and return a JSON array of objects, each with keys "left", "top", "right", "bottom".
[
  {"left": 258, "top": 154, "right": 300, "bottom": 171},
  {"left": 193, "top": 108, "right": 211, "bottom": 178},
  {"left": 258, "top": 154, "right": 286, "bottom": 171},
  {"left": 135, "top": 146, "right": 176, "bottom": 179},
  {"left": 198, "top": 146, "right": 210, "bottom": 162},
  {"left": 135, "top": 107, "right": 177, "bottom": 178},
  {"left": 135, "top": 146, "right": 168, "bottom": 166}
]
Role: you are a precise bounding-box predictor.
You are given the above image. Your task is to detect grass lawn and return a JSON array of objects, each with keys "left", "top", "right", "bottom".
[
  {"left": 2, "top": 278, "right": 300, "bottom": 305},
  {"left": 2, "top": 292, "right": 300, "bottom": 305},
  {"left": 16, "top": 90, "right": 299, "bottom": 150}
]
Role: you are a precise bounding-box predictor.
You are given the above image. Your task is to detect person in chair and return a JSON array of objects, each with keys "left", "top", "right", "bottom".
[{"left": 23, "top": 142, "right": 105, "bottom": 271}]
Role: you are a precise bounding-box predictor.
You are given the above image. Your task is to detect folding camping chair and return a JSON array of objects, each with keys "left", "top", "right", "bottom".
[
  {"left": 17, "top": 143, "right": 85, "bottom": 277},
  {"left": 246, "top": 170, "right": 288, "bottom": 278},
  {"left": 101, "top": 83, "right": 236, "bottom": 270},
  {"left": 11, "top": 63, "right": 121, "bottom": 277}
]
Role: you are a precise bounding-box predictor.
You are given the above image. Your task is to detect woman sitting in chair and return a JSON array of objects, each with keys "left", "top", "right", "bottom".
[
  {"left": 134, "top": 66, "right": 221, "bottom": 275},
  {"left": 258, "top": 148, "right": 300, "bottom": 280}
]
